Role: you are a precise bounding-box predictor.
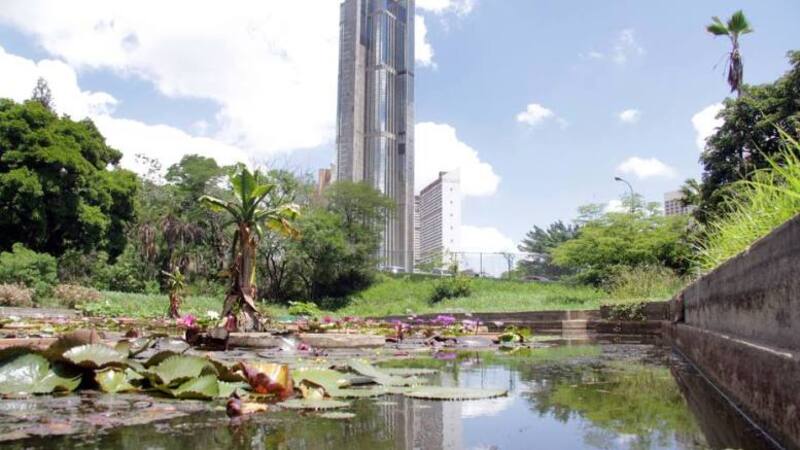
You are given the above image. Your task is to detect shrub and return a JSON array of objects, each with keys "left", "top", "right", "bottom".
[
  {"left": 429, "top": 276, "right": 473, "bottom": 303},
  {"left": 287, "top": 301, "right": 322, "bottom": 318},
  {"left": 0, "top": 243, "right": 57, "bottom": 298},
  {"left": 605, "top": 302, "right": 648, "bottom": 321},
  {"left": 698, "top": 135, "right": 800, "bottom": 271},
  {"left": 0, "top": 283, "right": 34, "bottom": 307},
  {"left": 606, "top": 265, "right": 686, "bottom": 300},
  {"left": 52, "top": 284, "right": 102, "bottom": 308}
]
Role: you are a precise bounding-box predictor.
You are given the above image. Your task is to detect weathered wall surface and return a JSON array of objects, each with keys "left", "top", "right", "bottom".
[
  {"left": 683, "top": 214, "right": 800, "bottom": 351},
  {"left": 669, "top": 213, "right": 800, "bottom": 449}
]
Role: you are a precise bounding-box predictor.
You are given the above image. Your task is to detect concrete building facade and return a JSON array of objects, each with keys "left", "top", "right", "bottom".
[
  {"left": 336, "top": 0, "right": 415, "bottom": 271},
  {"left": 416, "top": 171, "right": 461, "bottom": 266},
  {"left": 664, "top": 190, "right": 694, "bottom": 216}
]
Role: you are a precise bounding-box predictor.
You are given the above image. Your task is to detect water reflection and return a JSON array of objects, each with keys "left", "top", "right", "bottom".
[{"left": 3, "top": 342, "right": 780, "bottom": 450}]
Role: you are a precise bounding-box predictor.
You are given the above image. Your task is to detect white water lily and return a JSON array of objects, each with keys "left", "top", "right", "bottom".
[{"left": 206, "top": 310, "right": 220, "bottom": 320}]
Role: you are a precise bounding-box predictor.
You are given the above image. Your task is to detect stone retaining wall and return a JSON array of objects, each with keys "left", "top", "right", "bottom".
[{"left": 667, "top": 213, "right": 800, "bottom": 449}]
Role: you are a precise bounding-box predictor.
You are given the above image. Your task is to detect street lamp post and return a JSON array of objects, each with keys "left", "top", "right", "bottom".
[{"left": 614, "top": 176, "right": 635, "bottom": 213}]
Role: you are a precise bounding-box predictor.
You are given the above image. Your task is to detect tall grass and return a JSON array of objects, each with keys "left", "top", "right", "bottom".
[
  {"left": 606, "top": 265, "right": 686, "bottom": 301},
  {"left": 698, "top": 133, "right": 800, "bottom": 271}
]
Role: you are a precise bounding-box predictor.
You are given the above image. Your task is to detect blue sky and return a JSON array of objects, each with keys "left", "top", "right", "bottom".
[{"left": 0, "top": 0, "right": 798, "bottom": 252}]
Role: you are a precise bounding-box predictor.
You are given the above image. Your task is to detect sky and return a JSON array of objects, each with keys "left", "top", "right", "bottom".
[{"left": 0, "top": 0, "right": 798, "bottom": 254}]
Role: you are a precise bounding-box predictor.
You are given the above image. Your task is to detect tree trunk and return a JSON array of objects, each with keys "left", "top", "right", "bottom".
[
  {"left": 168, "top": 293, "right": 181, "bottom": 319},
  {"left": 221, "top": 224, "right": 263, "bottom": 332}
]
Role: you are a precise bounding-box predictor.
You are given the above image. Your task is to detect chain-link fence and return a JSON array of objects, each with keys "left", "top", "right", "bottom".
[{"left": 381, "top": 251, "right": 542, "bottom": 279}]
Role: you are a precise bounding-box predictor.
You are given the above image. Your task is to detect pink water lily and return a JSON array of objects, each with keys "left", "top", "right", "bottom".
[{"left": 177, "top": 314, "right": 197, "bottom": 329}]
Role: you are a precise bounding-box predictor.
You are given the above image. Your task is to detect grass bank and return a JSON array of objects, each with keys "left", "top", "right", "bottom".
[{"left": 81, "top": 276, "right": 633, "bottom": 319}]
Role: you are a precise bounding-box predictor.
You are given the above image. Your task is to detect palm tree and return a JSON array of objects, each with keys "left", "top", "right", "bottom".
[
  {"left": 163, "top": 267, "right": 186, "bottom": 319},
  {"left": 200, "top": 166, "right": 299, "bottom": 331},
  {"left": 707, "top": 10, "right": 754, "bottom": 97},
  {"left": 679, "top": 178, "right": 702, "bottom": 208}
]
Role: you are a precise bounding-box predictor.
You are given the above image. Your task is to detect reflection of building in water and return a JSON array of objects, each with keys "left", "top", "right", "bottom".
[{"left": 379, "top": 371, "right": 462, "bottom": 450}]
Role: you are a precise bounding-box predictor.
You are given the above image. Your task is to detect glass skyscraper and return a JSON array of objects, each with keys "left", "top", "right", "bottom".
[{"left": 336, "top": 0, "right": 415, "bottom": 271}]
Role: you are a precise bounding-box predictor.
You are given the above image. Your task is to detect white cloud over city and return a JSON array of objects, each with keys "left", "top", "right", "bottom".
[
  {"left": 460, "top": 225, "right": 516, "bottom": 253},
  {"left": 618, "top": 108, "right": 641, "bottom": 124},
  {"left": 0, "top": 44, "right": 249, "bottom": 172},
  {"left": 616, "top": 156, "right": 677, "bottom": 179},
  {"left": 415, "top": 122, "right": 500, "bottom": 197},
  {"left": 516, "top": 103, "right": 566, "bottom": 128},
  {"left": 417, "top": 0, "right": 475, "bottom": 16},
  {"left": 692, "top": 103, "right": 724, "bottom": 152},
  {"left": 415, "top": 16, "right": 436, "bottom": 68},
  {"left": 581, "top": 28, "right": 645, "bottom": 65}
]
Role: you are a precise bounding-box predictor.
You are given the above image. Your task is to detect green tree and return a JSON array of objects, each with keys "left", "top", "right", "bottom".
[
  {"left": 517, "top": 220, "right": 578, "bottom": 279},
  {"left": 551, "top": 204, "right": 691, "bottom": 285},
  {"left": 679, "top": 178, "right": 702, "bottom": 208},
  {"left": 30, "top": 77, "right": 54, "bottom": 111},
  {"left": 0, "top": 99, "right": 138, "bottom": 258},
  {"left": 200, "top": 166, "right": 299, "bottom": 330},
  {"left": 698, "top": 51, "right": 800, "bottom": 222},
  {"left": 706, "top": 10, "right": 753, "bottom": 97}
]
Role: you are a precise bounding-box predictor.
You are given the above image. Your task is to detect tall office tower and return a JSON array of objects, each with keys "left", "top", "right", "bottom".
[
  {"left": 336, "top": 0, "right": 415, "bottom": 271},
  {"left": 417, "top": 171, "right": 461, "bottom": 265}
]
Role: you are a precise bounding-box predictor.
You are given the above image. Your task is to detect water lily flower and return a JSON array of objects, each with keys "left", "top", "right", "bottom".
[
  {"left": 322, "top": 316, "right": 334, "bottom": 324},
  {"left": 434, "top": 315, "right": 457, "bottom": 327},
  {"left": 177, "top": 314, "right": 197, "bottom": 329},
  {"left": 206, "top": 310, "right": 220, "bottom": 320}
]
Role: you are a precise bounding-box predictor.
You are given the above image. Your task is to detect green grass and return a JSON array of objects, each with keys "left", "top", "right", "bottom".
[
  {"left": 325, "top": 275, "right": 606, "bottom": 317},
  {"left": 76, "top": 276, "right": 606, "bottom": 319},
  {"left": 698, "top": 135, "right": 800, "bottom": 271}
]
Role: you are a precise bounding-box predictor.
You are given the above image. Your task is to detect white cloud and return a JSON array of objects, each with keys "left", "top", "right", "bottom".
[
  {"left": 0, "top": 0, "right": 341, "bottom": 155},
  {"left": 0, "top": 44, "right": 248, "bottom": 174},
  {"left": 516, "top": 103, "right": 557, "bottom": 127},
  {"left": 586, "top": 51, "right": 605, "bottom": 60},
  {"left": 417, "top": 0, "right": 475, "bottom": 16},
  {"left": 692, "top": 103, "right": 724, "bottom": 152},
  {"left": 618, "top": 109, "right": 641, "bottom": 124},
  {"left": 460, "top": 225, "right": 516, "bottom": 253},
  {"left": 415, "top": 122, "right": 500, "bottom": 197},
  {"left": 415, "top": 15, "right": 436, "bottom": 68},
  {"left": 612, "top": 29, "right": 645, "bottom": 64},
  {"left": 605, "top": 199, "right": 627, "bottom": 213},
  {"left": 617, "top": 157, "right": 677, "bottom": 179}
]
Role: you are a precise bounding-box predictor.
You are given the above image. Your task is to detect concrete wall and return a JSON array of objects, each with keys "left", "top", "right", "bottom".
[
  {"left": 669, "top": 213, "right": 800, "bottom": 449},
  {"left": 683, "top": 214, "right": 800, "bottom": 351}
]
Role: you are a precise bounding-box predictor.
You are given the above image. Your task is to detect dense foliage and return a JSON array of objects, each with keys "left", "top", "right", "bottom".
[
  {"left": 0, "top": 243, "right": 58, "bottom": 298},
  {"left": 698, "top": 51, "right": 800, "bottom": 222},
  {"left": 0, "top": 99, "right": 137, "bottom": 258},
  {"left": 517, "top": 220, "right": 578, "bottom": 279}
]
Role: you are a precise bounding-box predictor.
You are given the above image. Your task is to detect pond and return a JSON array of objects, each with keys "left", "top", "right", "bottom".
[{"left": 0, "top": 338, "right": 779, "bottom": 449}]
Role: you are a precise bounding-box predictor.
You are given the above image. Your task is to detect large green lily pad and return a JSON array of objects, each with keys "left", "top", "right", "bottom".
[
  {"left": 169, "top": 374, "right": 219, "bottom": 399},
  {"left": 347, "top": 360, "right": 420, "bottom": 387},
  {"left": 381, "top": 368, "right": 438, "bottom": 377},
  {"left": 63, "top": 344, "right": 126, "bottom": 368},
  {"left": 148, "top": 355, "right": 217, "bottom": 387},
  {"left": 95, "top": 368, "right": 138, "bottom": 393},
  {"left": 0, "top": 353, "right": 81, "bottom": 395},
  {"left": 217, "top": 381, "right": 250, "bottom": 398},
  {"left": 294, "top": 368, "right": 386, "bottom": 399},
  {"left": 277, "top": 399, "right": 350, "bottom": 410},
  {"left": 404, "top": 386, "right": 508, "bottom": 401}
]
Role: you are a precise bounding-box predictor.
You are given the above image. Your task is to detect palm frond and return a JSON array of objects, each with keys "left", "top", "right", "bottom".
[
  {"left": 728, "top": 10, "right": 753, "bottom": 34},
  {"left": 706, "top": 19, "right": 729, "bottom": 36}
]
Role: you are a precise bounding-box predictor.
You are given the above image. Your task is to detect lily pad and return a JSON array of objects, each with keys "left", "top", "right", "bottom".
[
  {"left": 95, "top": 368, "right": 138, "bottom": 393},
  {"left": 170, "top": 374, "right": 219, "bottom": 399},
  {"left": 148, "top": 355, "right": 217, "bottom": 387},
  {"left": 293, "top": 368, "right": 385, "bottom": 398},
  {"left": 0, "top": 353, "right": 81, "bottom": 394},
  {"left": 63, "top": 344, "right": 126, "bottom": 369},
  {"left": 277, "top": 399, "right": 350, "bottom": 410},
  {"left": 318, "top": 412, "right": 356, "bottom": 420},
  {"left": 381, "top": 368, "right": 438, "bottom": 377},
  {"left": 347, "top": 360, "right": 420, "bottom": 387},
  {"left": 404, "top": 386, "right": 508, "bottom": 401},
  {"left": 217, "top": 381, "right": 250, "bottom": 398}
]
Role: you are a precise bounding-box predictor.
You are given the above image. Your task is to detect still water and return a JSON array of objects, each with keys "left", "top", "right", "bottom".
[{"left": 0, "top": 339, "right": 778, "bottom": 450}]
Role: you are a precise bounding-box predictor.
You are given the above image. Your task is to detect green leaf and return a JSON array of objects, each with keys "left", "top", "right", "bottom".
[
  {"left": 0, "top": 353, "right": 81, "bottom": 394},
  {"left": 63, "top": 344, "right": 127, "bottom": 368},
  {"left": 404, "top": 387, "right": 508, "bottom": 401},
  {"left": 728, "top": 10, "right": 753, "bottom": 34},
  {"left": 95, "top": 368, "right": 137, "bottom": 393},
  {"left": 217, "top": 380, "right": 250, "bottom": 398},
  {"left": 347, "top": 360, "right": 420, "bottom": 387},
  {"left": 170, "top": 374, "right": 219, "bottom": 399},
  {"left": 293, "top": 368, "right": 386, "bottom": 399},
  {"left": 277, "top": 399, "right": 350, "bottom": 410},
  {"left": 148, "top": 355, "right": 217, "bottom": 387}
]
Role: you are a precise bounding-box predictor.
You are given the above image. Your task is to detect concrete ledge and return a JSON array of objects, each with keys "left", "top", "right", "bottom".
[
  {"left": 682, "top": 213, "right": 800, "bottom": 352},
  {"left": 591, "top": 320, "right": 664, "bottom": 335},
  {"left": 667, "top": 323, "right": 800, "bottom": 449}
]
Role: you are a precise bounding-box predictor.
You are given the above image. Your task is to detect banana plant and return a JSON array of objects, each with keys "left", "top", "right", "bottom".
[
  {"left": 707, "top": 10, "right": 754, "bottom": 97},
  {"left": 163, "top": 267, "right": 186, "bottom": 319},
  {"left": 200, "top": 165, "right": 299, "bottom": 331}
]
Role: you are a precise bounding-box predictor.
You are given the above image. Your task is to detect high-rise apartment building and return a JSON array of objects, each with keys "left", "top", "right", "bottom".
[
  {"left": 664, "top": 190, "right": 694, "bottom": 216},
  {"left": 416, "top": 171, "right": 461, "bottom": 265},
  {"left": 336, "top": 0, "right": 415, "bottom": 271}
]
